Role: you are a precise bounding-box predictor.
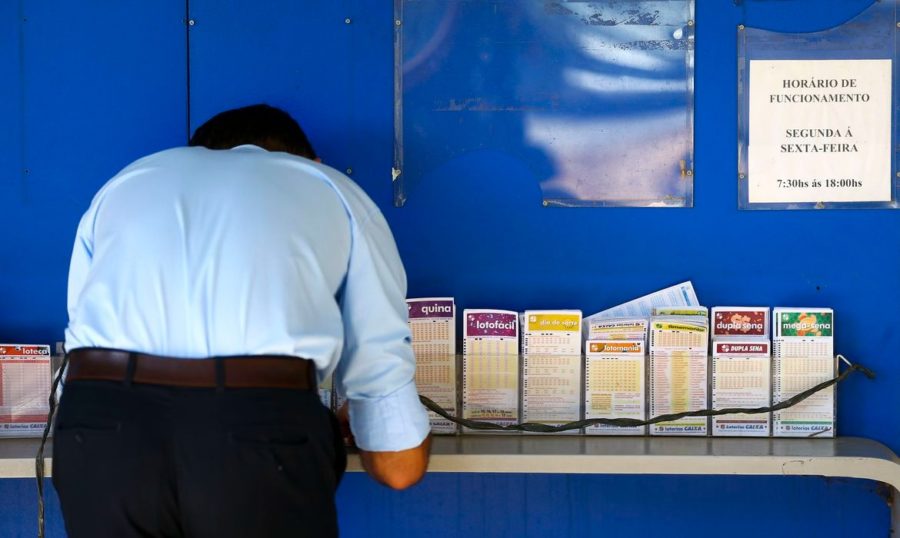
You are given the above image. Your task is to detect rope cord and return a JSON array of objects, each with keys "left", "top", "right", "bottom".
[
  {"left": 418, "top": 355, "right": 875, "bottom": 433},
  {"left": 36, "top": 352, "right": 69, "bottom": 538}
]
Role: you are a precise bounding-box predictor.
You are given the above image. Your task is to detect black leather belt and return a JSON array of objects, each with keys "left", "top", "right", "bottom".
[{"left": 66, "top": 348, "right": 317, "bottom": 390}]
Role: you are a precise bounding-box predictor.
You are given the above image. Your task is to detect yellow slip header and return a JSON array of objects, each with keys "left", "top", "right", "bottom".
[{"left": 527, "top": 313, "right": 581, "bottom": 332}]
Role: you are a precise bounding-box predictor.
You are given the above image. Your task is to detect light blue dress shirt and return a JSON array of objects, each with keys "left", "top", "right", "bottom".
[{"left": 65, "top": 145, "right": 430, "bottom": 452}]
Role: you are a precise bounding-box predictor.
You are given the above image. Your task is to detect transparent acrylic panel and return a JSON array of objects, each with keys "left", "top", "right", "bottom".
[
  {"left": 737, "top": 0, "right": 900, "bottom": 210},
  {"left": 394, "top": 0, "right": 695, "bottom": 207}
]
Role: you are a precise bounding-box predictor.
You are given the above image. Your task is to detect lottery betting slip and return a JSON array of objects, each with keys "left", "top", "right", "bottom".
[
  {"left": 407, "top": 298, "right": 458, "bottom": 433},
  {"left": 711, "top": 340, "right": 771, "bottom": 437},
  {"left": 772, "top": 308, "right": 835, "bottom": 438},
  {"left": 522, "top": 310, "right": 582, "bottom": 355},
  {"left": 521, "top": 353, "right": 582, "bottom": 433},
  {"left": 648, "top": 314, "right": 709, "bottom": 436},
  {"left": 463, "top": 309, "right": 519, "bottom": 355},
  {"left": 462, "top": 353, "right": 520, "bottom": 433},
  {"left": 0, "top": 344, "right": 51, "bottom": 438},
  {"left": 584, "top": 340, "right": 646, "bottom": 435}
]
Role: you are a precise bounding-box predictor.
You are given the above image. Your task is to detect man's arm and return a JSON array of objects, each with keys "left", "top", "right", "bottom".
[
  {"left": 358, "top": 435, "right": 431, "bottom": 490},
  {"left": 337, "top": 403, "right": 432, "bottom": 490},
  {"left": 331, "top": 184, "right": 432, "bottom": 486}
]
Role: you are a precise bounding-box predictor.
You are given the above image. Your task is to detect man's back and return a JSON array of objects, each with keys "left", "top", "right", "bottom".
[
  {"left": 53, "top": 106, "right": 430, "bottom": 538},
  {"left": 65, "top": 145, "right": 352, "bottom": 360}
]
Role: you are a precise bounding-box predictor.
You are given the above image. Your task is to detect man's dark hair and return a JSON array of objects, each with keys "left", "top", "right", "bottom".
[{"left": 189, "top": 104, "right": 317, "bottom": 159}]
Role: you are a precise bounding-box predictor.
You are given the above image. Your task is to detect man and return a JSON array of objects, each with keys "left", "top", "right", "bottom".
[{"left": 53, "top": 104, "right": 431, "bottom": 537}]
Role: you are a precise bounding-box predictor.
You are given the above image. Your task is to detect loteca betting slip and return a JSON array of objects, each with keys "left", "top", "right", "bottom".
[{"left": 0, "top": 344, "right": 51, "bottom": 438}]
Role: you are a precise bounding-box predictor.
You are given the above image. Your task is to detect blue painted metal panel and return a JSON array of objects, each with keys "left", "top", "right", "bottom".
[
  {"left": 337, "top": 474, "right": 889, "bottom": 538},
  {"left": 0, "top": 2, "right": 25, "bottom": 338},
  {"left": 187, "top": 0, "right": 356, "bottom": 178},
  {"left": 0, "top": 1, "right": 23, "bottom": 202},
  {"left": 188, "top": 0, "right": 396, "bottom": 206},
  {"left": 0, "top": 0, "right": 187, "bottom": 344}
]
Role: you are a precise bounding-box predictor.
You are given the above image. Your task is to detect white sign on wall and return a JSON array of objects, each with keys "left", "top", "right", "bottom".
[{"left": 748, "top": 59, "right": 892, "bottom": 204}]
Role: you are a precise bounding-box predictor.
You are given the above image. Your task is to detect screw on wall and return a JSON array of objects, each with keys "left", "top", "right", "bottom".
[
  {"left": 345, "top": 168, "right": 353, "bottom": 175},
  {"left": 345, "top": 17, "right": 352, "bottom": 24}
]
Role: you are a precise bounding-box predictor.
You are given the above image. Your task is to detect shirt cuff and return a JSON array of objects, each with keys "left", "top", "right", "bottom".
[{"left": 348, "top": 380, "right": 430, "bottom": 452}]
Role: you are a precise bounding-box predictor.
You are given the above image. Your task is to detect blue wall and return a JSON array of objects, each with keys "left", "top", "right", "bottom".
[{"left": 1, "top": 0, "right": 897, "bottom": 536}]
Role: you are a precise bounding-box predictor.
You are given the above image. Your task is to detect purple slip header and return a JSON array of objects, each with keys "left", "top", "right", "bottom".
[
  {"left": 407, "top": 299, "right": 455, "bottom": 319},
  {"left": 466, "top": 312, "right": 517, "bottom": 337}
]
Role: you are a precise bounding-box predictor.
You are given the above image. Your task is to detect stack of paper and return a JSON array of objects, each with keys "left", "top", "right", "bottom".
[
  {"left": 710, "top": 307, "right": 771, "bottom": 437},
  {"left": 584, "top": 340, "right": 646, "bottom": 435},
  {"left": 711, "top": 340, "right": 771, "bottom": 436},
  {"left": 520, "top": 311, "right": 582, "bottom": 433},
  {"left": 652, "top": 306, "right": 708, "bottom": 317},
  {"left": 462, "top": 309, "right": 520, "bottom": 432},
  {"left": 585, "top": 281, "right": 699, "bottom": 321},
  {"left": 461, "top": 353, "right": 520, "bottom": 433},
  {"left": 407, "top": 298, "right": 458, "bottom": 434},
  {"left": 772, "top": 308, "right": 835, "bottom": 438},
  {"left": 0, "top": 344, "right": 50, "bottom": 438},
  {"left": 586, "top": 317, "right": 648, "bottom": 342},
  {"left": 648, "top": 312, "right": 709, "bottom": 436}
]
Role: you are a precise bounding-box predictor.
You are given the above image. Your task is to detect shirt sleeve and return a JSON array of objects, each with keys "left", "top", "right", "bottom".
[
  {"left": 335, "top": 207, "right": 430, "bottom": 452},
  {"left": 66, "top": 208, "right": 96, "bottom": 324}
]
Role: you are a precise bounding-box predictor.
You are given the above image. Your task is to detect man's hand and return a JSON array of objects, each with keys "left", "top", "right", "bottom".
[
  {"left": 336, "top": 402, "right": 431, "bottom": 490},
  {"left": 358, "top": 435, "right": 431, "bottom": 490}
]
